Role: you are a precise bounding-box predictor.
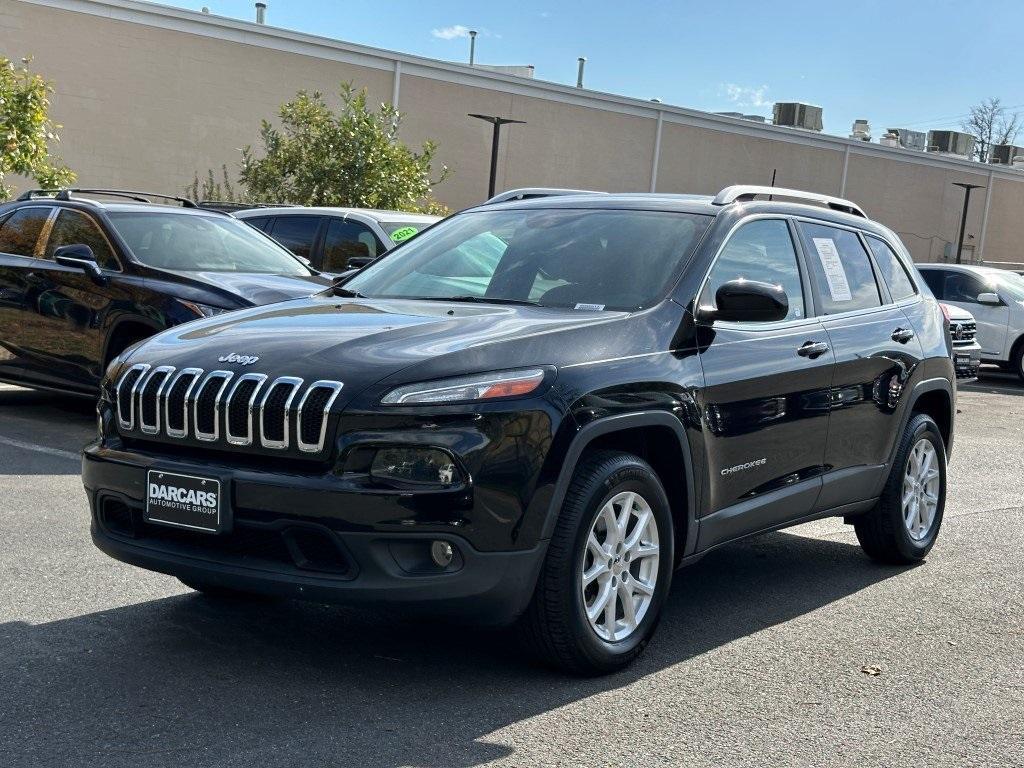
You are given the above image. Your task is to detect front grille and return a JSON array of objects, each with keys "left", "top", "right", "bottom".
[
  {"left": 950, "top": 320, "right": 977, "bottom": 345},
  {"left": 116, "top": 366, "right": 343, "bottom": 454}
]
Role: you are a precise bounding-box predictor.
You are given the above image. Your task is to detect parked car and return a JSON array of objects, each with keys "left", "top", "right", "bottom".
[
  {"left": 234, "top": 207, "right": 441, "bottom": 273},
  {"left": 85, "top": 185, "right": 954, "bottom": 674},
  {"left": 940, "top": 302, "right": 981, "bottom": 381},
  {"left": 918, "top": 264, "right": 1024, "bottom": 379},
  {"left": 0, "top": 189, "right": 332, "bottom": 396}
]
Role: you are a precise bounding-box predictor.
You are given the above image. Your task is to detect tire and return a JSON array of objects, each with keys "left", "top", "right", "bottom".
[
  {"left": 518, "top": 450, "right": 674, "bottom": 675},
  {"left": 854, "top": 413, "right": 946, "bottom": 564},
  {"left": 1012, "top": 343, "right": 1024, "bottom": 381}
]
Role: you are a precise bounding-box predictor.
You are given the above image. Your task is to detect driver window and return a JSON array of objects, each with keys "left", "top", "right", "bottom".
[
  {"left": 44, "top": 209, "right": 118, "bottom": 269},
  {"left": 943, "top": 273, "right": 987, "bottom": 304},
  {"left": 701, "top": 219, "right": 805, "bottom": 321}
]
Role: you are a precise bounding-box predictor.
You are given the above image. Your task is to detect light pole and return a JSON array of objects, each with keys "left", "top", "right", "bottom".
[
  {"left": 468, "top": 114, "right": 526, "bottom": 199},
  {"left": 468, "top": 30, "right": 477, "bottom": 65},
  {"left": 952, "top": 182, "right": 984, "bottom": 264}
]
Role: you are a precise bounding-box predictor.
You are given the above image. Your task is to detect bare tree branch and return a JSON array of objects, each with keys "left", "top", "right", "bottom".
[{"left": 962, "top": 97, "right": 1021, "bottom": 162}]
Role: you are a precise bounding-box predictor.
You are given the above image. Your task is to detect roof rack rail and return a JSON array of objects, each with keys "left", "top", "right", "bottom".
[
  {"left": 14, "top": 189, "right": 69, "bottom": 202},
  {"left": 197, "top": 201, "right": 298, "bottom": 212},
  {"left": 60, "top": 188, "right": 201, "bottom": 208},
  {"left": 711, "top": 185, "right": 867, "bottom": 218},
  {"left": 483, "top": 187, "right": 608, "bottom": 205}
]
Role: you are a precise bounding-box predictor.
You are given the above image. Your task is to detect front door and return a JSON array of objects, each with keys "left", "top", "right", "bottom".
[
  {"left": 694, "top": 218, "right": 834, "bottom": 548},
  {"left": 18, "top": 207, "right": 125, "bottom": 388}
]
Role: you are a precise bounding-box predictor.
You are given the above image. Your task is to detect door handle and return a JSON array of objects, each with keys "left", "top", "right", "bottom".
[
  {"left": 891, "top": 327, "right": 915, "bottom": 343},
  {"left": 798, "top": 340, "right": 829, "bottom": 358}
]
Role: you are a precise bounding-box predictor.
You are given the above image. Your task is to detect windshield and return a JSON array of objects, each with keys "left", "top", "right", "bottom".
[
  {"left": 106, "top": 212, "right": 313, "bottom": 275},
  {"left": 991, "top": 271, "right": 1024, "bottom": 302},
  {"left": 345, "top": 208, "right": 712, "bottom": 311}
]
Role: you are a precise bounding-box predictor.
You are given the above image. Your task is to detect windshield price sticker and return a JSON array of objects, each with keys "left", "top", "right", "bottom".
[
  {"left": 390, "top": 227, "right": 419, "bottom": 243},
  {"left": 812, "top": 237, "right": 853, "bottom": 302}
]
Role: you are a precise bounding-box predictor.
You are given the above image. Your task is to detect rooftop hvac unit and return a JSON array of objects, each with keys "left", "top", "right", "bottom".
[
  {"left": 989, "top": 144, "right": 1024, "bottom": 164},
  {"left": 887, "top": 128, "right": 927, "bottom": 152},
  {"left": 772, "top": 102, "right": 823, "bottom": 132},
  {"left": 849, "top": 119, "right": 871, "bottom": 141},
  {"left": 927, "top": 130, "right": 975, "bottom": 158},
  {"left": 880, "top": 131, "right": 899, "bottom": 148}
]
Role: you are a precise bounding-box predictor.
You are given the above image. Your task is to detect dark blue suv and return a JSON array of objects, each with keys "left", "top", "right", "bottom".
[{"left": 0, "top": 189, "right": 331, "bottom": 396}]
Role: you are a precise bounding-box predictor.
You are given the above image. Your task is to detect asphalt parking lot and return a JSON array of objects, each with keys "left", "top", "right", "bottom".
[{"left": 1, "top": 377, "right": 1022, "bottom": 768}]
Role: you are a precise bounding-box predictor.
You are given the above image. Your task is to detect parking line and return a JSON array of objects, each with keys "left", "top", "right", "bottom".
[{"left": 0, "top": 434, "right": 80, "bottom": 462}]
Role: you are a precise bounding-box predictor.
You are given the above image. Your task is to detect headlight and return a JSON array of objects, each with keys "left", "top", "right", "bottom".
[
  {"left": 175, "top": 299, "right": 232, "bottom": 318},
  {"left": 381, "top": 368, "right": 548, "bottom": 405}
]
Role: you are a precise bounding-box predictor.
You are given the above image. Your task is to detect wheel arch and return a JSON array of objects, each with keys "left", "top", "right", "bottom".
[
  {"left": 540, "top": 412, "right": 698, "bottom": 565},
  {"left": 102, "top": 318, "right": 162, "bottom": 369}
]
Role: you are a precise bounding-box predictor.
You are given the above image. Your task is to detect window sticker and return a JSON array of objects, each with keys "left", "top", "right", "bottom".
[
  {"left": 389, "top": 226, "right": 419, "bottom": 243},
  {"left": 812, "top": 237, "right": 852, "bottom": 302}
]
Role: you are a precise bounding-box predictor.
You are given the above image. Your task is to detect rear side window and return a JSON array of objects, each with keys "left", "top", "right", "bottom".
[
  {"left": 799, "top": 222, "right": 881, "bottom": 314},
  {"left": 44, "top": 209, "right": 119, "bottom": 269},
  {"left": 269, "top": 216, "right": 321, "bottom": 260},
  {"left": 0, "top": 207, "right": 51, "bottom": 257},
  {"left": 866, "top": 236, "right": 917, "bottom": 301},
  {"left": 242, "top": 216, "right": 271, "bottom": 232},
  {"left": 920, "top": 269, "right": 945, "bottom": 297}
]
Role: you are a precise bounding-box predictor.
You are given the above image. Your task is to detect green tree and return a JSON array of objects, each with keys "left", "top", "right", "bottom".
[
  {"left": 187, "top": 164, "right": 241, "bottom": 203},
  {"left": 0, "top": 57, "right": 75, "bottom": 200},
  {"left": 239, "top": 83, "right": 448, "bottom": 212}
]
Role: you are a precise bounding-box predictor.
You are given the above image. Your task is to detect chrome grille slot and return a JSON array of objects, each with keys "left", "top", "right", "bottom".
[
  {"left": 138, "top": 366, "right": 175, "bottom": 435},
  {"left": 192, "top": 371, "right": 233, "bottom": 442},
  {"left": 259, "top": 377, "right": 303, "bottom": 449},
  {"left": 115, "top": 363, "right": 150, "bottom": 431},
  {"left": 297, "top": 381, "right": 344, "bottom": 453},
  {"left": 164, "top": 368, "right": 203, "bottom": 438},
  {"left": 225, "top": 373, "right": 267, "bottom": 446}
]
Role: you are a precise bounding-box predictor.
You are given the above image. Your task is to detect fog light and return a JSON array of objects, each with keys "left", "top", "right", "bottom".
[
  {"left": 369, "top": 448, "right": 459, "bottom": 487},
  {"left": 430, "top": 540, "right": 454, "bottom": 568}
]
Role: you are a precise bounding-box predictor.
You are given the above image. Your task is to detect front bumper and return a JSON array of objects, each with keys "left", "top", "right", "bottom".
[{"left": 84, "top": 443, "right": 546, "bottom": 625}]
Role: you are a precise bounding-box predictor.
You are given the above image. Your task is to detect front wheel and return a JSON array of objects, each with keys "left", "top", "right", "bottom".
[
  {"left": 518, "top": 451, "right": 674, "bottom": 675},
  {"left": 854, "top": 413, "right": 946, "bottom": 564}
]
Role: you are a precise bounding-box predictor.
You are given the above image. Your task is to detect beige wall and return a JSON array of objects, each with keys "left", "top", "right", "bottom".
[{"left": 3, "top": 0, "right": 1024, "bottom": 266}]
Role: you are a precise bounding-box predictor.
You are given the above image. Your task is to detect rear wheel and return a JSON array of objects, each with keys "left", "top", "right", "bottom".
[
  {"left": 854, "top": 413, "right": 946, "bottom": 564},
  {"left": 1012, "top": 343, "right": 1024, "bottom": 381},
  {"left": 518, "top": 450, "right": 674, "bottom": 675}
]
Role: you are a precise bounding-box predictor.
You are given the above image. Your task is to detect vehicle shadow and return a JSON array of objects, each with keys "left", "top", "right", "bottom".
[
  {"left": 965, "top": 368, "right": 1024, "bottom": 397},
  {"left": 0, "top": 530, "right": 908, "bottom": 768},
  {"left": 0, "top": 386, "right": 95, "bottom": 475}
]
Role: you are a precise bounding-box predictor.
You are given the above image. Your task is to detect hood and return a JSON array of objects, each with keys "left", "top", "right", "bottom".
[
  {"left": 129, "top": 295, "right": 630, "bottom": 405},
  {"left": 147, "top": 270, "right": 332, "bottom": 308},
  {"left": 939, "top": 302, "right": 975, "bottom": 322}
]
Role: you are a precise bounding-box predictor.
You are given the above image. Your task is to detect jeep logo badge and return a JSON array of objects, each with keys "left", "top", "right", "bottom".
[{"left": 218, "top": 353, "right": 260, "bottom": 366}]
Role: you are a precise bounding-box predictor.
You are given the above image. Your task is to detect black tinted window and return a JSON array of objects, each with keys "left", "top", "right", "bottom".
[
  {"left": 866, "top": 237, "right": 916, "bottom": 301},
  {"left": 243, "top": 216, "right": 271, "bottom": 232},
  {"left": 44, "top": 209, "right": 118, "bottom": 269},
  {"left": 920, "top": 269, "right": 945, "bottom": 297},
  {"left": 0, "top": 207, "right": 51, "bottom": 257},
  {"left": 700, "top": 219, "right": 805, "bottom": 321},
  {"left": 941, "top": 272, "right": 988, "bottom": 304},
  {"left": 322, "top": 220, "right": 381, "bottom": 272},
  {"left": 799, "top": 222, "right": 881, "bottom": 314},
  {"left": 269, "top": 216, "right": 321, "bottom": 260}
]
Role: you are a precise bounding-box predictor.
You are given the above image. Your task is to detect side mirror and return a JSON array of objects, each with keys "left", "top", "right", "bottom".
[
  {"left": 54, "top": 244, "right": 105, "bottom": 283},
  {"left": 977, "top": 292, "right": 1002, "bottom": 306},
  {"left": 703, "top": 279, "right": 789, "bottom": 323}
]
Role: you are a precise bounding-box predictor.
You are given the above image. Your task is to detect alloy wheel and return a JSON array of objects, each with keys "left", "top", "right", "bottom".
[
  {"left": 902, "top": 438, "right": 941, "bottom": 541},
  {"left": 580, "top": 491, "right": 660, "bottom": 642}
]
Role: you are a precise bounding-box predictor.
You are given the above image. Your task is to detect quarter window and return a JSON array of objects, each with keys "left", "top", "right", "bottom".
[
  {"left": 0, "top": 207, "right": 51, "bottom": 257},
  {"left": 44, "top": 209, "right": 118, "bottom": 269},
  {"left": 799, "top": 222, "right": 881, "bottom": 314},
  {"left": 866, "top": 237, "right": 917, "bottom": 301},
  {"left": 700, "top": 219, "right": 805, "bottom": 321}
]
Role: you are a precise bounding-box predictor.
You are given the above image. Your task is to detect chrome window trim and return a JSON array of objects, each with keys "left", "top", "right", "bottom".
[
  {"left": 296, "top": 380, "right": 344, "bottom": 454},
  {"left": 163, "top": 367, "right": 203, "bottom": 438},
  {"left": 191, "top": 370, "right": 233, "bottom": 442},
  {"left": 224, "top": 373, "right": 268, "bottom": 446},
  {"left": 138, "top": 365, "right": 175, "bottom": 435},
  {"left": 115, "top": 363, "right": 151, "bottom": 431},
  {"left": 258, "top": 376, "right": 304, "bottom": 450}
]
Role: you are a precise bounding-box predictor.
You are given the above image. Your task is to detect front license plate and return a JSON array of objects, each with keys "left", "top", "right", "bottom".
[
  {"left": 145, "top": 470, "right": 223, "bottom": 534},
  {"left": 954, "top": 353, "right": 971, "bottom": 366}
]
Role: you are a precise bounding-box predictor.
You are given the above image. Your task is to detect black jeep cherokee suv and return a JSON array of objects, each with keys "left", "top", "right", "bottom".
[{"left": 84, "top": 186, "right": 955, "bottom": 674}]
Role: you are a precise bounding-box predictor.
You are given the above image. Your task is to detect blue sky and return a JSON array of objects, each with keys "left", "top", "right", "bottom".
[{"left": 200, "top": 0, "right": 1023, "bottom": 138}]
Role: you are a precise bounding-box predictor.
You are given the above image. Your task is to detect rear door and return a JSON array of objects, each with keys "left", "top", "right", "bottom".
[
  {"left": 797, "top": 220, "right": 925, "bottom": 510},
  {"left": 18, "top": 207, "right": 125, "bottom": 388},
  {"left": 0, "top": 205, "right": 55, "bottom": 381},
  {"left": 694, "top": 217, "right": 834, "bottom": 548}
]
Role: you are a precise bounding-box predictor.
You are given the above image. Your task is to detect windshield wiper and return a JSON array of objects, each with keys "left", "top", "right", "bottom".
[
  {"left": 428, "top": 295, "right": 541, "bottom": 307},
  {"left": 330, "top": 284, "right": 368, "bottom": 298}
]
